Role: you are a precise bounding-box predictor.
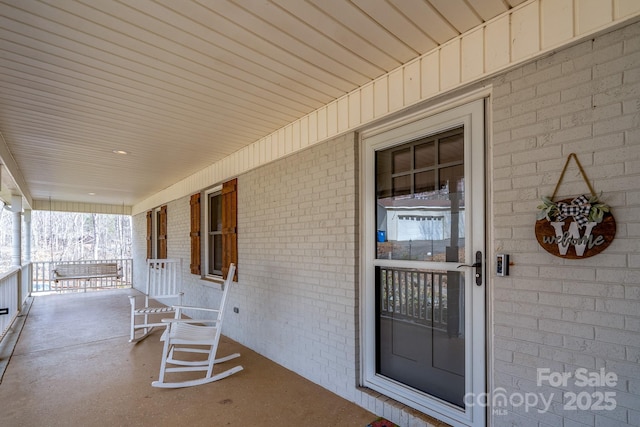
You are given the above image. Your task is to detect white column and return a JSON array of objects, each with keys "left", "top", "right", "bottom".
[
  {"left": 23, "top": 209, "right": 32, "bottom": 264},
  {"left": 11, "top": 195, "right": 22, "bottom": 267}
]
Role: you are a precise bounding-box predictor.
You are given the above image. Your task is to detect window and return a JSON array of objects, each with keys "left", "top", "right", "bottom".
[
  {"left": 146, "top": 205, "right": 167, "bottom": 259},
  {"left": 207, "top": 187, "right": 223, "bottom": 276},
  {"left": 190, "top": 178, "right": 237, "bottom": 280}
]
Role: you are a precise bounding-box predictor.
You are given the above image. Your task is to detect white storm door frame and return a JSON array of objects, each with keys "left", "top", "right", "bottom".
[{"left": 360, "top": 98, "right": 486, "bottom": 427}]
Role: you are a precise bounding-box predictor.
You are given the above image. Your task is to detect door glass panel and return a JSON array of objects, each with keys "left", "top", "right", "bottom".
[
  {"left": 393, "top": 148, "right": 411, "bottom": 173},
  {"left": 414, "top": 141, "right": 435, "bottom": 168},
  {"left": 440, "top": 165, "right": 465, "bottom": 193},
  {"left": 392, "top": 175, "right": 411, "bottom": 197},
  {"left": 415, "top": 171, "right": 435, "bottom": 194},
  {"left": 375, "top": 128, "right": 465, "bottom": 263},
  {"left": 375, "top": 126, "right": 467, "bottom": 409},
  {"left": 439, "top": 133, "right": 464, "bottom": 164}
]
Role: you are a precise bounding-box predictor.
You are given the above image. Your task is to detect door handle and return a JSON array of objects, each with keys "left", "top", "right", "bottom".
[{"left": 457, "top": 251, "right": 483, "bottom": 286}]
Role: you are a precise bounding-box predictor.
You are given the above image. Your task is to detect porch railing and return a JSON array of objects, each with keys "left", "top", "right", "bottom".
[
  {"left": 31, "top": 259, "right": 133, "bottom": 293},
  {"left": 0, "top": 266, "right": 20, "bottom": 340},
  {"left": 377, "top": 267, "right": 452, "bottom": 330}
]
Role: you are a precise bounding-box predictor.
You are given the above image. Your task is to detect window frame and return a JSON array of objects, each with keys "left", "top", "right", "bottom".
[
  {"left": 190, "top": 178, "right": 238, "bottom": 282},
  {"left": 204, "top": 185, "right": 223, "bottom": 279}
]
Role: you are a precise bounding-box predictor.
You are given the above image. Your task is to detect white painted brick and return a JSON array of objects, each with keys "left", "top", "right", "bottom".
[
  {"left": 539, "top": 346, "right": 597, "bottom": 369},
  {"left": 493, "top": 86, "right": 536, "bottom": 110},
  {"left": 539, "top": 319, "right": 595, "bottom": 339},
  {"left": 596, "top": 412, "right": 631, "bottom": 427},
  {"left": 563, "top": 308, "right": 625, "bottom": 329},
  {"left": 563, "top": 74, "right": 623, "bottom": 103},
  {"left": 594, "top": 112, "right": 640, "bottom": 136},
  {"left": 511, "top": 145, "right": 563, "bottom": 165},
  {"left": 493, "top": 111, "right": 537, "bottom": 133},
  {"left": 594, "top": 49, "right": 640, "bottom": 79},
  {"left": 538, "top": 266, "right": 597, "bottom": 282},
  {"left": 538, "top": 292, "right": 596, "bottom": 310},
  {"left": 511, "top": 63, "right": 563, "bottom": 92},
  {"left": 511, "top": 118, "right": 561, "bottom": 140},
  {"left": 562, "top": 281, "right": 625, "bottom": 298},
  {"left": 562, "top": 417, "right": 595, "bottom": 427},
  {"left": 537, "top": 95, "right": 593, "bottom": 121},
  {"left": 562, "top": 133, "right": 625, "bottom": 154},
  {"left": 495, "top": 312, "right": 539, "bottom": 330},
  {"left": 495, "top": 337, "right": 541, "bottom": 356},
  {"left": 511, "top": 276, "right": 563, "bottom": 292},
  {"left": 545, "top": 124, "right": 594, "bottom": 145},
  {"left": 563, "top": 336, "right": 627, "bottom": 360}
]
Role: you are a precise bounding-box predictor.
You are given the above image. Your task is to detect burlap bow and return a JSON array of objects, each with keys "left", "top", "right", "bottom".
[{"left": 556, "top": 195, "right": 591, "bottom": 228}]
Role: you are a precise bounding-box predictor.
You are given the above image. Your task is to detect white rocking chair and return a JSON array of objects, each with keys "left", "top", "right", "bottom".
[
  {"left": 152, "top": 263, "right": 242, "bottom": 388},
  {"left": 129, "top": 258, "right": 183, "bottom": 343}
]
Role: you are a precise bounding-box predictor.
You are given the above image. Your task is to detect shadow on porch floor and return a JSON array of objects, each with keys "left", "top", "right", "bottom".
[{"left": 0, "top": 289, "right": 376, "bottom": 426}]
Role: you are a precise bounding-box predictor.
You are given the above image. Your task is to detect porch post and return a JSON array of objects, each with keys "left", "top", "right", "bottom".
[
  {"left": 23, "top": 209, "right": 31, "bottom": 263},
  {"left": 11, "top": 195, "right": 22, "bottom": 267}
]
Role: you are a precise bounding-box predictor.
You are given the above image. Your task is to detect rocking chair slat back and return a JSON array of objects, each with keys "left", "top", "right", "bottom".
[
  {"left": 147, "top": 259, "right": 181, "bottom": 298},
  {"left": 129, "top": 258, "right": 183, "bottom": 343}
]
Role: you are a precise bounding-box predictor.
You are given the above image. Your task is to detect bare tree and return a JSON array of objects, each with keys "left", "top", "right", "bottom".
[{"left": 0, "top": 210, "right": 132, "bottom": 273}]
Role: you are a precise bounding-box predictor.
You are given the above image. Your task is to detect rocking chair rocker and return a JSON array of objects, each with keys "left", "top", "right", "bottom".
[{"left": 152, "top": 263, "right": 243, "bottom": 388}]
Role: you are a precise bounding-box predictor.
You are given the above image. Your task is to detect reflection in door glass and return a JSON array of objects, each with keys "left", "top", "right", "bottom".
[{"left": 375, "top": 127, "right": 465, "bottom": 263}]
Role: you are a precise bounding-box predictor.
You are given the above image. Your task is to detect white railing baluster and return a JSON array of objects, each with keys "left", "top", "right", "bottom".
[{"left": 0, "top": 267, "right": 20, "bottom": 341}]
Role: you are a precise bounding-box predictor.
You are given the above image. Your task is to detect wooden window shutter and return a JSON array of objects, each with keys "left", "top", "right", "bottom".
[
  {"left": 158, "top": 205, "right": 168, "bottom": 259},
  {"left": 146, "top": 210, "right": 152, "bottom": 259},
  {"left": 221, "top": 178, "right": 238, "bottom": 281},
  {"left": 190, "top": 193, "right": 201, "bottom": 275}
]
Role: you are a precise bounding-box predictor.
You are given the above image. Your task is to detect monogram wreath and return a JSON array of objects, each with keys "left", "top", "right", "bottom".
[{"left": 537, "top": 194, "right": 610, "bottom": 228}]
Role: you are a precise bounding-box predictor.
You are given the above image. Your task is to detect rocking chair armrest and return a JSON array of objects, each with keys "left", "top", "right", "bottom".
[
  {"left": 171, "top": 305, "right": 221, "bottom": 313},
  {"left": 160, "top": 318, "right": 218, "bottom": 325}
]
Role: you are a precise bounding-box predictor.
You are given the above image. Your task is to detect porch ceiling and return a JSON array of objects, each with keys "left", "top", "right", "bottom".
[{"left": 0, "top": 0, "right": 524, "bottom": 208}]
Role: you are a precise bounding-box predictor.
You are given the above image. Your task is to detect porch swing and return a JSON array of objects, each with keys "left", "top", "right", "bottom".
[{"left": 49, "top": 203, "right": 122, "bottom": 290}]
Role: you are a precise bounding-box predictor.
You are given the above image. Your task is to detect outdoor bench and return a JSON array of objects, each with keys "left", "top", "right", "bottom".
[{"left": 52, "top": 262, "right": 122, "bottom": 283}]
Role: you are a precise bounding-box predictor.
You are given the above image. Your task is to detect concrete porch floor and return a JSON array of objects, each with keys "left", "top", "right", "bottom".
[{"left": 0, "top": 289, "right": 377, "bottom": 427}]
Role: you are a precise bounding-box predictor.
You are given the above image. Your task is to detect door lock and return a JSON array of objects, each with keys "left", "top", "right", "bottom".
[{"left": 457, "top": 251, "right": 483, "bottom": 286}]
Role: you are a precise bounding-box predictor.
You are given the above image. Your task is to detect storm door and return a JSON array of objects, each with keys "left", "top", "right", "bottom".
[{"left": 361, "top": 100, "right": 485, "bottom": 427}]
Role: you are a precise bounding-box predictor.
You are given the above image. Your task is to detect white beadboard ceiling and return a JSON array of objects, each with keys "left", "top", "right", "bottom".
[{"left": 0, "top": 0, "right": 526, "bottom": 209}]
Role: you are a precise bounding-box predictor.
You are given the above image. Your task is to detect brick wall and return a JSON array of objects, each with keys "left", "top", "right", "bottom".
[
  {"left": 228, "top": 132, "right": 359, "bottom": 399},
  {"left": 491, "top": 21, "right": 640, "bottom": 427}
]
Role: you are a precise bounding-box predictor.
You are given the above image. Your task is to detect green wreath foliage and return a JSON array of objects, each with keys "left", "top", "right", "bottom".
[{"left": 536, "top": 194, "right": 609, "bottom": 223}]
